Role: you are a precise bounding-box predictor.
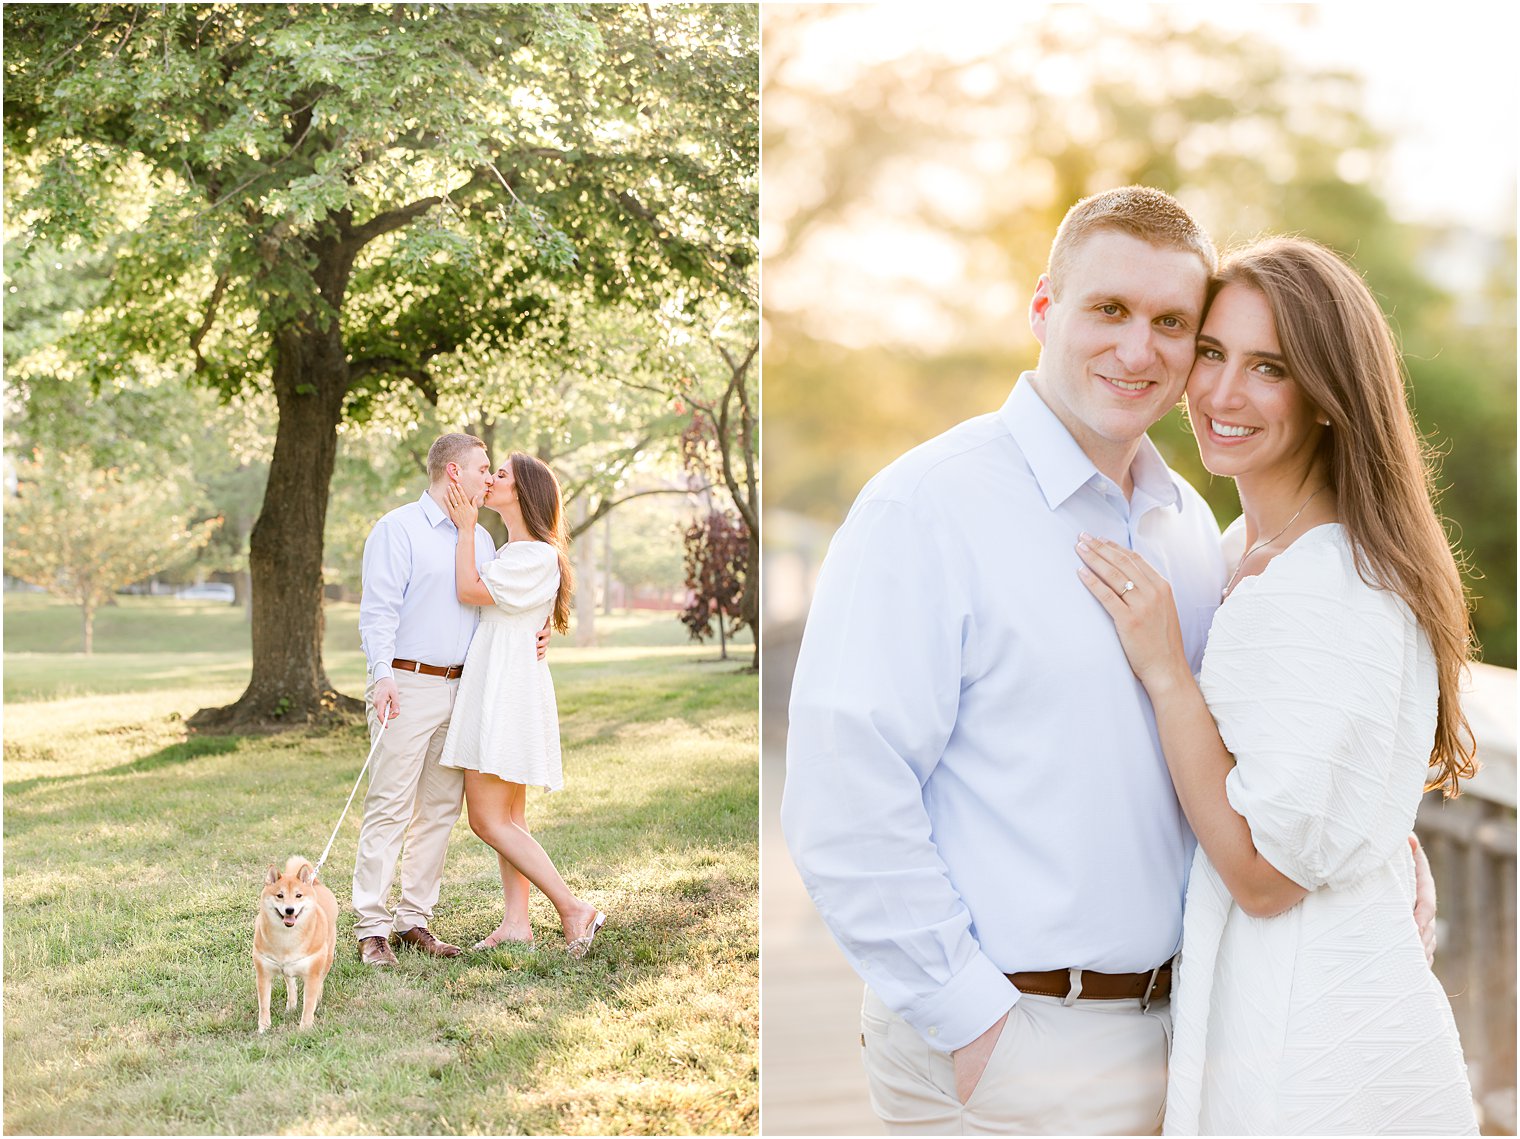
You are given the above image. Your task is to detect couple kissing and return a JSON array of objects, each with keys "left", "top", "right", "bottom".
[{"left": 351, "top": 433, "right": 606, "bottom": 965}]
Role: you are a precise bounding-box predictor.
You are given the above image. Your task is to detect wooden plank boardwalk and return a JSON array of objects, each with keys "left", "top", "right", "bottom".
[{"left": 762, "top": 743, "right": 882, "bottom": 1136}]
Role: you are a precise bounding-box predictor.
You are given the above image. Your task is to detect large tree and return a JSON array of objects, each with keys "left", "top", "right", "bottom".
[{"left": 4, "top": 3, "right": 757, "bottom": 726}]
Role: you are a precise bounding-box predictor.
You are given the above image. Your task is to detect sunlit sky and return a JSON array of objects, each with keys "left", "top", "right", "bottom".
[
  {"left": 765, "top": 3, "right": 1519, "bottom": 352},
  {"left": 774, "top": 3, "right": 1517, "bottom": 231}
]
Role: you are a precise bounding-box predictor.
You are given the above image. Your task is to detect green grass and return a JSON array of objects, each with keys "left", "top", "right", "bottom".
[
  {"left": 2, "top": 595, "right": 752, "bottom": 703},
  {"left": 3, "top": 598, "right": 758, "bottom": 1135}
]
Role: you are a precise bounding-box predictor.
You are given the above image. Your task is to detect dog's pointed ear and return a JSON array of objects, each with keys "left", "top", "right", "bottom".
[
  {"left": 265, "top": 863, "right": 280, "bottom": 885},
  {"left": 297, "top": 861, "right": 314, "bottom": 884}
]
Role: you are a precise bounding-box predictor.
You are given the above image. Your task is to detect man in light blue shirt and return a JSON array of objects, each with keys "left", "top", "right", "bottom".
[
  {"left": 352, "top": 432, "right": 540, "bottom": 966},
  {"left": 783, "top": 187, "right": 1224, "bottom": 1133}
]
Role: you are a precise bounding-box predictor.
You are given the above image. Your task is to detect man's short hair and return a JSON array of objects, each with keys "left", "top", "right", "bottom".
[
  {"left": 426, "top": 433, "right": 488, "bottom": 483},
  {"left": 1047, "top": 186, "right": 1217, "bottom": 296}
]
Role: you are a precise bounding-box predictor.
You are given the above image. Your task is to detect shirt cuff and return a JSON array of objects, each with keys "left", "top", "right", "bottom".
[
  {"left": 900, "top": 952, "right": 1020, "bottom": 1053},
  {"left": 369, "top": 661, "right": 394, "bottom": 683}
]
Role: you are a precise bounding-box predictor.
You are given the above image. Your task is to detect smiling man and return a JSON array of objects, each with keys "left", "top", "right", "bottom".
[{"left": 782, "top": 187, "right": 1227, "bottom": 1134}]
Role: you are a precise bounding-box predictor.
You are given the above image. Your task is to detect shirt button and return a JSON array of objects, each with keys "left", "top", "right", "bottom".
[{"left": 927, "top": 1026, "right": 939, "bottom": 1038}]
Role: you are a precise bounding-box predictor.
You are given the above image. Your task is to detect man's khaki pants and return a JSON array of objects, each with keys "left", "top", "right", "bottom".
[
  {"left": 352, "top": 670, "right": 466, "bottom": 941},
  {"left": 860, "top": 984, "right": 1172, "bottom": 1135}
]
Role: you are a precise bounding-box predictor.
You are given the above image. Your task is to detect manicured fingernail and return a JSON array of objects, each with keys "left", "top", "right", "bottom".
[
  {"left": 1076, "top": 540, "right": 1090, "bottom": 552},
  {"left": 1078, "top": 532, "right": 1093, "bottom": 541}
]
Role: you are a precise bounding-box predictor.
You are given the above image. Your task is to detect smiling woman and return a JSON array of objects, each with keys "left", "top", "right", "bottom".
[
  {"left": 1072, "top": 235, "right": 1480, "bottom": 1134},
  {"left": 1188, "top": 284, "right": 1327, "bottom": 488}
]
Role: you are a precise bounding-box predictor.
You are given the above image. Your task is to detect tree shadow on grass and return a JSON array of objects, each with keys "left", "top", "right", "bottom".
[
  {"left": 3, "top": 735, "right": 243, "bottom": 800},
  {"left": 3, "top": 753, "right": 758, "bottom": 1135}
]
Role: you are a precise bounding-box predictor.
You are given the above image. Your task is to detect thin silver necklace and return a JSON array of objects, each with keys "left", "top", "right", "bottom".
[{"left": 1222, "top": 486, "right": 1327, "bottom": 599}]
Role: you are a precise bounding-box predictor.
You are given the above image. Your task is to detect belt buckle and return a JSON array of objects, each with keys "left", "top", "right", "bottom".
[{"left": 1141, "top": 962, "right": 1164, "bottom": 1011}]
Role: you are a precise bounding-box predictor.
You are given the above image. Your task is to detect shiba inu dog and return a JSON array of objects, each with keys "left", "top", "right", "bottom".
[{"left": 253, "top": 856, "right": 338, "bottom": 1032}]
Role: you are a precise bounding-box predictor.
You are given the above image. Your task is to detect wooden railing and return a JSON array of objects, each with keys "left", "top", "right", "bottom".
[{"left": 1416, "top": 661, "right": 1517, "bottom": 1136}]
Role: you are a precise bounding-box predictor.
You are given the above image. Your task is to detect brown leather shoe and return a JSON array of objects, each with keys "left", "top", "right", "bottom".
[
  {"left": 395, "top": 926, "right": 462, "bottom": 958},
  {"left": 359, "top": 935, "right": 398, "bottom": 967}
]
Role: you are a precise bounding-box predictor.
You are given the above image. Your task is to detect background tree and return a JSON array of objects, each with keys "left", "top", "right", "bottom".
[
  {"left": 686, "top": 316, "right": 759, "bottom": 664},
  {"left": 762, "top": 7, "right": 1515, "bottom": 664},
  {"left": 681, "top": 507, "right": 749, "bottom": 665},
  {"left": 674, "top": 321, "right": 758, "bottom": 669},
  {"left": 606, "top": 496, "right": 688, "bottom": 600},
  {"left": 5, "top": 449, "right": 220, "bottom": 653},
  {"left": 4, "top": 3, "right": 757, "bottom": 727}
]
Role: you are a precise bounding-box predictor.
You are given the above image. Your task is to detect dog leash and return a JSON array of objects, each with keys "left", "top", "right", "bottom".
[{"left": 312, "top": 706, "right": 390, "bottom": 882}]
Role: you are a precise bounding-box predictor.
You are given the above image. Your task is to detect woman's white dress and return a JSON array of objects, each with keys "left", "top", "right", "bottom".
[
  {"left": 438, "top": 540, "right": 563, "bottom": 791},
  {"left": 1164, "top": 524, "right": 1476, "bottom": 1136}
]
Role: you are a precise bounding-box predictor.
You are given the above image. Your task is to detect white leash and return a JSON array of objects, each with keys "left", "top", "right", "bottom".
[{"left": 313, "top": 707, "right": 390, "bottom": 881}]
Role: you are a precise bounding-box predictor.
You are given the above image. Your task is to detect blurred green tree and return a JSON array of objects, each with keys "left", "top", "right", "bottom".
[
  {"left": 763, "top": 8, "right": 1515, "bottom": 664},
  {"left": 5, "top": 2, "right": 757, "bottom": 726},
  {"left": 5, "top": 448, "right": 220, "bottom": 653}
]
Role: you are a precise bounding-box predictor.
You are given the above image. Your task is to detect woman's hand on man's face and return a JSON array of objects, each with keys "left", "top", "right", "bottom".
[{"left": 445, "top": 480, "right": 480, "bottom": 530}]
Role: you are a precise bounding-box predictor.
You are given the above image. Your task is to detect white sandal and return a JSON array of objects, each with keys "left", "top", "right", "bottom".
[{"left": 566, "top": 911, "right": 606, "bottom": 959}]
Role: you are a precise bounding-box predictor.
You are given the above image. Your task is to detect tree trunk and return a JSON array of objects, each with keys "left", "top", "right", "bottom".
[
  {"left": 571, "top": 498, "right": 597, "bottom": 646},
  {"left": 81, "top": 596, "right": 94, "bottom": 655},
  {"left": 190, "top": 289, "right": 361, "bottom": 729},
  {"left": 231, "top": 507, "right": 255, "bottom": 623},
  {"left": 744, "top": 538, "right": 759, "bottom": 670},
  {"left": 602, "top": 511, "right": 614, "bottom": 616},
  {"left": 235, "top": 567, "right": 253, "bottom": 623}
]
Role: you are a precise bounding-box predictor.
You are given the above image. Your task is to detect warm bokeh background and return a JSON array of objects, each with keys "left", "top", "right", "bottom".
[
  {"left": 760, "top": 5, "right": 1517, "bottom": 1134},
  {"left": 763, "top": 4, "right": 1514, "bottom": 661}
]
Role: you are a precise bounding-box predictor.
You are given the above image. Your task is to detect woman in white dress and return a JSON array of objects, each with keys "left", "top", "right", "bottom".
[
  {"left": 438, "top": 451, "right": 606, "bottom": 958},
  {"left": 1075, "top": 238, "right": 1477, "bottom": 1134}
]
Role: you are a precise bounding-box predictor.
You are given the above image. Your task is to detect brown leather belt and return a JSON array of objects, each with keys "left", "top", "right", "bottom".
[
  {"left": 1007, "top": 963, "right": 1171, "bottom": 1003},
  {"left": 391, "top": 658, "right": 464, "bottom": 680}
]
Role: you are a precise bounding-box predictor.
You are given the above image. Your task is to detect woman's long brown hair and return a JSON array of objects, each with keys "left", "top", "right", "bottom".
[
  {"left": 508, "top": 451, "right": 574, "bottom": 634},
  {"left": 1212, "top": 237, "right": 1476, "bottom": 796}
]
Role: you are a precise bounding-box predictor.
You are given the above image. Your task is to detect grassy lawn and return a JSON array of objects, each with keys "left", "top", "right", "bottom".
[{"left": 3, "top": 597, "right": 758, "bottom": 1135}]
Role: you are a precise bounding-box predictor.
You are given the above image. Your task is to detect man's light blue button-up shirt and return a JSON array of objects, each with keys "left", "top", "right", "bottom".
[
  {"left": 782, "top": 376, "right": 1226, "bottom": 1053},
  {"left": 358, "top": 491, "right": 497, "bottom": 683}
]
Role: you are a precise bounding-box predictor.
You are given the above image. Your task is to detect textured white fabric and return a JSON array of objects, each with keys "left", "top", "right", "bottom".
[
  {"left": 1165, "top": 524, "right": 1476, "bottom": 1135},
  {"left": 438, "top": 540, "right": 563, "bottom": 791}
]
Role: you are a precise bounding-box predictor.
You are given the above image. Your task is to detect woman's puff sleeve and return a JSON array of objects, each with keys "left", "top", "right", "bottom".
[
  {"left": 1201, "top": 537, "right": 1429, "bottom": 893},
  {"left": 480, "top": 541, "right": 560, "bottom": 614}
]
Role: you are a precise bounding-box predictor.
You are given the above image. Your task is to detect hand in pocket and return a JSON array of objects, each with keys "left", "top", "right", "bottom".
[{"left": 952, "top": 1011, "right": 1009, "bottom": 1104}]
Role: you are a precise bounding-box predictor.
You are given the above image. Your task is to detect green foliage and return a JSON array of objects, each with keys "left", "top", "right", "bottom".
[
  {"left": 5, "top": 3, "right": 757, "bottom": 712},
  {"left": 762, "top": 8, "right": 1515, "bottom": 665},
  {"left": 605, "top": 496, "right": 689, "bottom": 592},
  {"left": 4, "top": 3, "right": 758, "bottom": 399},
  {"left": 4, "top": 448, "right": 220, "bottom": 651}
]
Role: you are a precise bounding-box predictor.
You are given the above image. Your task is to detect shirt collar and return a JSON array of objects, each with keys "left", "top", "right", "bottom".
[
  {"left": 418, "top": 490, "right": 453, "bottom": 529},
  {"left": 999, "top": 373, "right": 1181, "bottom": 512}
]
